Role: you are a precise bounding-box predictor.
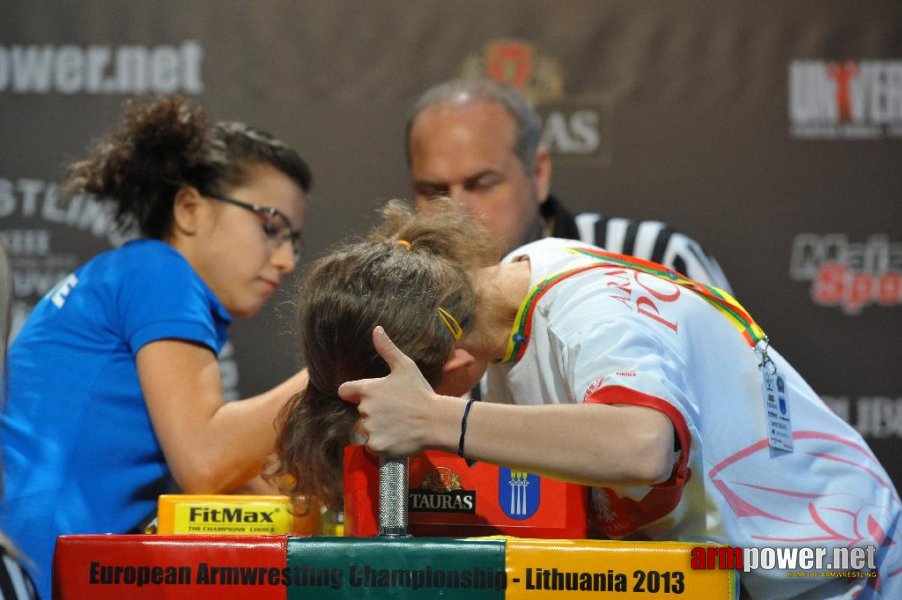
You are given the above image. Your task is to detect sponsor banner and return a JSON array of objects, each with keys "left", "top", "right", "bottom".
[
  {"left": 789, "top": 60, "right": 902, "bottom": 139},
  {"left": 343, "top": 447, "right": 588, "bottom": 539},
  {"left": 156, "top": 495, "right": 298, "bottom": 536},
  {"left": 286, "top": 537, "right": 507, "bottom": 599},
  {"left": 538, "top": 98, "right": 611, "bottom": 166},
  {"left": 410, "top": 464, "right": 477, "bottom": 514},
  {"left": 3, "top": 13, "right": 901, "bottom": 592},
  {"left": 0, "top": 41, "right": 204, "bottom": 95},
  {"left": 54, "top": 534, "right": 288, "bottom": 599},
  {"left": 54, "top": 534, "right": 738, "bottom": 598},
  {"left": 0, "top": 177, "right": 134, "bottom": 340},
  {"left": 459, "top": 38, "right": 612, "bottom": 166},
  {"left": 789, "top": 234, "right": 902, "bottom": 314},
  {"left": 823, "top": 395, "right": 902, "bottom": 440},
  {"left": 503, "top": 539, "right": 737, "bottom": 598}
]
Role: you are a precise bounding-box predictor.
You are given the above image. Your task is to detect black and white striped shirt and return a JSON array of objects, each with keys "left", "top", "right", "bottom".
[
  {"left": 0, "top": 544, "right": 39, "bottom": 600},
  {"left": 544, "top": 195, "right": 733, "bottom": 293}
]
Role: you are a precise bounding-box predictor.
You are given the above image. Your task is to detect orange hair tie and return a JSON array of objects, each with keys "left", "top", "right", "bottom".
[{"left": 396, "top": 240, "right": 412, "bottom": 250}]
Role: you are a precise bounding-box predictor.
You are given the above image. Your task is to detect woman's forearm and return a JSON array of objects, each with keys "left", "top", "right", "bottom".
[{"left": 426, "top": 398, "right": 676, "bottom": 487}]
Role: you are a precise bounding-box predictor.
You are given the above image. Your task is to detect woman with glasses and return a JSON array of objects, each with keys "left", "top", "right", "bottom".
[{"left": 0, "top": 95, "right": 311, "bottom": 599}]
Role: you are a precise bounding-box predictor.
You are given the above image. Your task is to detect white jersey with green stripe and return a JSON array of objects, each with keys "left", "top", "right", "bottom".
[{"left": 484, "top": 237, "right": 901, "bottom": 600}]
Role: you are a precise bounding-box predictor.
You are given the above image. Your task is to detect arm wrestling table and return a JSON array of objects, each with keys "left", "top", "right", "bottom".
[{"left": 53, "top": 448, "right": 738, "bottom": 598}]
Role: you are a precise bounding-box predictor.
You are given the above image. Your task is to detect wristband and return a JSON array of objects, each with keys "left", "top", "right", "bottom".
[{"left": 457, "top": 396, "right": 478, "bottom": 467}]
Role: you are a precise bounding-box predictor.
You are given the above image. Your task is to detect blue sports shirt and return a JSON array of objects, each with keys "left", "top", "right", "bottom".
[{"left": 1, "top": 239, "right": 230, "bottom": 598}]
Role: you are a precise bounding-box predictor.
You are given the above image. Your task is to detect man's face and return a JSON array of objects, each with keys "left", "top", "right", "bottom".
[{"left": 409, "top": 101, "right": 551, "bottom": 256}]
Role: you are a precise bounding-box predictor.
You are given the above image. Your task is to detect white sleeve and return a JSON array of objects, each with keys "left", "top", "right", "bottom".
[{"left": 547, "top": 287, "right": 695, "bottom": 427}]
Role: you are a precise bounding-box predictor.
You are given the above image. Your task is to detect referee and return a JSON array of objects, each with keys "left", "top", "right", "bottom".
[{"left": 405, "top": 77, "right": 731, "bottom": 292}]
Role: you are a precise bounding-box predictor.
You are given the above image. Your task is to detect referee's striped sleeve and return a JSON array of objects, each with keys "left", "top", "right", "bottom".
[
  {"left": 574, "top": 213, "right": 733, "bottom": 293},
  {"left": 0, "top": 550, "right": 39, "bottom": 600}
]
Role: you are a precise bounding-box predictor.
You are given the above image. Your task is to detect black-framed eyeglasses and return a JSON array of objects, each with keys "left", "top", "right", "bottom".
[{"left": 206, "top": 193, "right": 303, "bottom": 262}]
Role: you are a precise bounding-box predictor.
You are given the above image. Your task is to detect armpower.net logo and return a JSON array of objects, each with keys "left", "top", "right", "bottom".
[
  {"left": 692, "top": 544, "right": 878, "bottom": 580},
  {"left": 0, "top": 41, "right": 204, "bottom": 95}
]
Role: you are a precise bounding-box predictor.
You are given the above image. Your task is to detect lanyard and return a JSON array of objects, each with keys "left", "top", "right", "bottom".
[{"left": 498, "top": 247, "right": 768, "bottom": 364}]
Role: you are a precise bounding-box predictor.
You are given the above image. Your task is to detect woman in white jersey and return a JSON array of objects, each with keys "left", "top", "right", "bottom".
[{"left": 274, "top": 200, "right": 900, "bottom": 599}]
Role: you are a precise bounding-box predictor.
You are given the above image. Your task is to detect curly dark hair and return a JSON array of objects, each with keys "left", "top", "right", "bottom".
[{"left": 64, "top": 95, "right": 312, "bottom": 238}]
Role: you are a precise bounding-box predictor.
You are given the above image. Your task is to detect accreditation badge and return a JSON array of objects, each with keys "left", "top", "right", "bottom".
[{"left": 761, "top": 364, "right": 793, "bottom": 452}]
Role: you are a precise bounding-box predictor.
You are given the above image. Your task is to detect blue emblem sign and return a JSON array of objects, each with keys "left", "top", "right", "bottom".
[{"left": 498, "top": 467, "right": 540, "bottom": 520}]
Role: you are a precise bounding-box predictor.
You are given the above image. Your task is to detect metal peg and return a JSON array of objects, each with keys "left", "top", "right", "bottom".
[{"left": 377, "top": 456, "right": 409, "bottom": 537}]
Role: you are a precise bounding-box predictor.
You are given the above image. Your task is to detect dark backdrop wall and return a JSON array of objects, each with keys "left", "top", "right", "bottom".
[{"left": 2, "top": 1, "right": 900, "bottom": 484}]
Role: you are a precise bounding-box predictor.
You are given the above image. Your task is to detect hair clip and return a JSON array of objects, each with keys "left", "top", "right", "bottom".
[
  {"left": 396, "top": 239, "right": 412, "bottom": 250},
  {"left": 437, "top": 307, "right": 463, "bottom": 341}
]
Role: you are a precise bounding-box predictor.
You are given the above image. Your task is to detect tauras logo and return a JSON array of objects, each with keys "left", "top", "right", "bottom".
[
  {"left": 0, "top": 41, "right": 204, "bottom": 95},
  {"left": 789, "top": 60, "right": 902, "bottom": 139},
  {"left": 789, "top": 234, "right": 902, "bottom": 314},
  {"left": 188, "top": 507, "right": 274, "bottom": 523},
  {"left": 408, "top": 490, "right": 476, "bottom": 513},
  {"left": 460, "top": 38, "right": 610, "bottom": 165},
  {"left": 409, "top": 466, "right": 476, "bottom": 513}
]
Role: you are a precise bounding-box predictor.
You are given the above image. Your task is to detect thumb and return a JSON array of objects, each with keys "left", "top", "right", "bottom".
[
  {"left": 337, "top": 381, "right": 362, "bottom": 405},
  {"left": 372, "top": 325, "right": 411, "bottom": 372}
]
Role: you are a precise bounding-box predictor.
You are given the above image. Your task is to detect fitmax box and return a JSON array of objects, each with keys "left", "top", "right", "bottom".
[{"left": 156, "top": 494, "right": 320, "bottom": 535}]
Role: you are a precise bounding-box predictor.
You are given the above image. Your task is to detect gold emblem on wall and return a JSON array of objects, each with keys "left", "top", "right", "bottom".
[{"left": 460, "top": 38, "right": 611, "bottom": 166}]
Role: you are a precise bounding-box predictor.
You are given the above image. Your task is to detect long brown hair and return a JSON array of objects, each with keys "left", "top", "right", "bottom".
[{"left": 272, "top": 200, "right": 496, "bottom": 508}]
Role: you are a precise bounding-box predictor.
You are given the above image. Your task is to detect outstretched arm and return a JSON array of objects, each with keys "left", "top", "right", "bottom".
[
  {"left": 138, "top": 339, "right": 308, "bottom": 494},
  {"left": 338, "top": 327, "right": 674, "bottom": 487}
]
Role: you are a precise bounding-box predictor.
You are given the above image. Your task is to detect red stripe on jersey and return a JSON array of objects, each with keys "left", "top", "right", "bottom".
[{"left": 584, "top": 385, "right": 692, "bottom": 538}]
